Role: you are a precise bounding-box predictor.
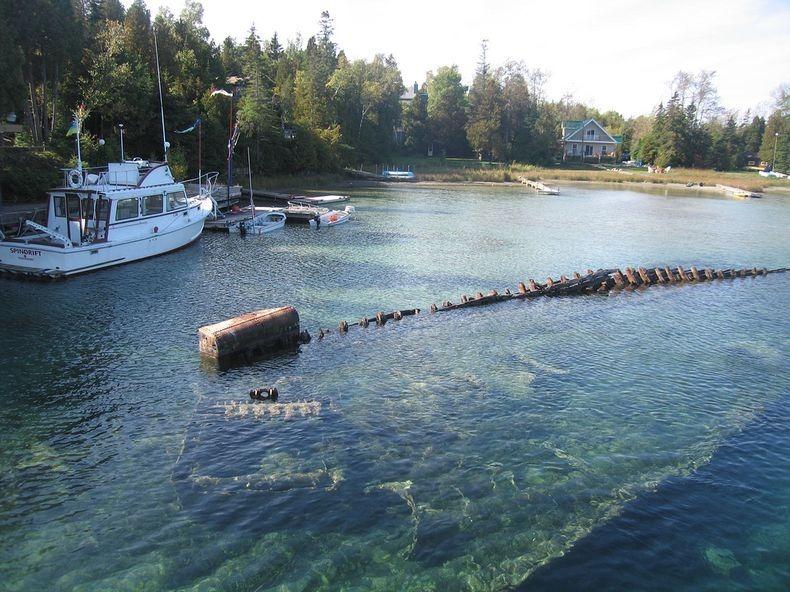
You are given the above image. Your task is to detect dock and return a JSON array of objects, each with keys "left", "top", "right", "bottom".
[
  {"left": 185, "top": 183, "right": 242, "bottom": 209},
  {"left": 203, "top": 204, "right": 326, "bottom": 231},
  {"left": 518, "top": 177, "right": 559, "bottom": 195},
  {"left": 715, "top": 184, "right": 762, "bottom": 199}
]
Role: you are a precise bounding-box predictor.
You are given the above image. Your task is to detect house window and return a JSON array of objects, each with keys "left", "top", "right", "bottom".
[
  {"left": 601, "top": 146, "right": 608, "bottom": 155},
  {"left": 585, "top": 145, "right": 593, "bottom": 156},
  {"left": 586, "top": 129, "right": 595, "bottom": 139},
  {"left": 116, "top": 198, "right": 139, "bottom": 221},
  {"left": 167, "top": 190, "right": 188, "bottom": 211},
  {"left": 143, "top": 194, "right": 164, "bottom": 216},
  {"left": 572, "top": 144, "right": 577, "bottom": 154}
]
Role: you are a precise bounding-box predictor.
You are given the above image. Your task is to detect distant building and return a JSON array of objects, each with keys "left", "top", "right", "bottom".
[
  {"left": 395, "top": 82, "right": 428, "bottom": 145},
  {"left": 561, "top": 118, "right": 620, "bottom": 160},
  {"left": 743, "top": 153, "right": 762, "bottom": 168}
]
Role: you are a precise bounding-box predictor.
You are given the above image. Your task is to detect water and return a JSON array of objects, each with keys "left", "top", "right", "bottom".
[{"left": 1, "top": 183, "right": 788, "bottom": 591}]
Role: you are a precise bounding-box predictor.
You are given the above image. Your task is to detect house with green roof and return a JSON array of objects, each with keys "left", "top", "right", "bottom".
[{"left": 561, "top": 118, "right": 621, "bottom": 160}]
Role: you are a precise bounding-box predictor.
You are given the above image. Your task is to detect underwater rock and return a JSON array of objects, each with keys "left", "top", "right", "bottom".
[{"left": 703, "top": 546, "right": 741, "bottom": 575}]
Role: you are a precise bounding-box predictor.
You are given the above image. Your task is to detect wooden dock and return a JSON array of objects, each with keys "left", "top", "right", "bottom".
[
  {"left": 203, "top": 204, "right": 325, "bottom": 231},
  {"left": 518, "top": 177, "right": 559, "bottom": 195},
  {"left": 715, "top": 184, "right": 762, "bottom": 199}
]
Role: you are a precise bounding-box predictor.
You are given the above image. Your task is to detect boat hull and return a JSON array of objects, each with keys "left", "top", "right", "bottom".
[{"left": 0, "top": 205, "right": 209, "bottom": 278}]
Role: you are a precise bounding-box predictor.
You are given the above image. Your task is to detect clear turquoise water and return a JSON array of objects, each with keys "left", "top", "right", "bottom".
[{"left": 1, "top": 183, "right": 788, "bottom": 591}]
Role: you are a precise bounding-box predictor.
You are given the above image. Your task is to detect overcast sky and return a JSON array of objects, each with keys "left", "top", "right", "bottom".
[{"left": 129, "top": 0, "right": 790, "bottom": 117}]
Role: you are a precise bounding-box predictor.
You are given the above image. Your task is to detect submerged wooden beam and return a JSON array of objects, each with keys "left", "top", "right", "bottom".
[{"left": 199, "top": 306, "right": 300, "bottom": 359}]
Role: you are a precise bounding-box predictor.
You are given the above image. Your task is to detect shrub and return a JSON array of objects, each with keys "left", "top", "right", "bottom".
[{"left": 0, "top": 149, "right": 64, "bottom": 203}]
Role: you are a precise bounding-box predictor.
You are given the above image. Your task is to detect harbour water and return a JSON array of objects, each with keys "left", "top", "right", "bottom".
[{"left": 1, "top": 183, "right": 788, "bottom": 590}]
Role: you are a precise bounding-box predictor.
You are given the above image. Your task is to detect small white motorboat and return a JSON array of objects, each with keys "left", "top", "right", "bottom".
[
  {"left": 291, "top": 194, "right": 350, "bottom": 205},
  {"left": 229, "top": 211, "right": 286, "bottom": 235},
  {"left": 381, "top": 169, "right": 415, "bottom": 180},
  {"left": 309, "top": 205, "right": 355, "bottom": 228}
]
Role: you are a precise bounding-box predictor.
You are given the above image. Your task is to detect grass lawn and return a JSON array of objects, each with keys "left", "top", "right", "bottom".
[{"left": 371, "top": 156, "right": 789, "bottom": 193}]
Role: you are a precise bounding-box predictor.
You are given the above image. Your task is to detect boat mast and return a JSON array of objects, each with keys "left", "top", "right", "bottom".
[
  {"left": 247, "top": 147, "right": 254, "bottom": 220},
  {"left": 153, "top": 31, "right": 168, "bottom": 163}
]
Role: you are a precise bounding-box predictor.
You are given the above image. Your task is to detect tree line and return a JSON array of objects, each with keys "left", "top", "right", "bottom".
[{"left": 1, "top": 0, "right": 788, "bottom": 195}]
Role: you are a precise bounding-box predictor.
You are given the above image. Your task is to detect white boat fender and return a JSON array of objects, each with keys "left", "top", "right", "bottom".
[
  {"left": 67, "top": 169, "right": 83, "bottom": 188},
  {"left": 249, "top": 387, "right": 278, "bottom": 401}
]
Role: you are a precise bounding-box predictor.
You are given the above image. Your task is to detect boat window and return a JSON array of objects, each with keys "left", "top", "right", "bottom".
[
  {"left": 116, "top": 198, "right": 139, "bottom": 221},
  {"left": 143, "top": 194, "right": 164, "bottom": 216},
  {"left": 81, "top": 197, "right": 94, "bottom": 220},
  {"left": 167, "top": 190, "right": 188, "bottom": 211},
  {"left": 66, "top": 193, "right": 81, "bottom": 219},
  {"left": 53, "top": 196, "right": 66, "bottom": 217},
  {"left": 97, "top": 197, "right": 110, "bottom": 221}
]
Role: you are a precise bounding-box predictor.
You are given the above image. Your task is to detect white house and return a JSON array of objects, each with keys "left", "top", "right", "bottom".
[{"left": 561, "top": 118, "right": 621, "bottom": 160}]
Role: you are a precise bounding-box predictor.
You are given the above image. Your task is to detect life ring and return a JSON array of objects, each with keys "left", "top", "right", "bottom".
[{"left": 67, "top": 169, "right": 83, "bottom": 189}]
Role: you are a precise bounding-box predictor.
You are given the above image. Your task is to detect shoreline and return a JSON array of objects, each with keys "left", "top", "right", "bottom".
[{"left": 3, "top": 174, "right": 788, "bottom": 210}]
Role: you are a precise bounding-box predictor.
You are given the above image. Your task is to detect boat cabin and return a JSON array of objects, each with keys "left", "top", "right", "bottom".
[{"left": 5, "top": 160, "right": 190, "bottom": 248}]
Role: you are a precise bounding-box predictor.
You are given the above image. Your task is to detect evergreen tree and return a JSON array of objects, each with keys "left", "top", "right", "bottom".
[
  {"left": 466, "top": 41, "right": 503, "bottom": 160},
  {"left": 426, "top": 66, "right": 468, "bottom": 156}
]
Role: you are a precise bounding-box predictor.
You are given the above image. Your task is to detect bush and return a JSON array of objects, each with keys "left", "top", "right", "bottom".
[{"left": 0, "top": 149, "right": 64, "bottom": 203}]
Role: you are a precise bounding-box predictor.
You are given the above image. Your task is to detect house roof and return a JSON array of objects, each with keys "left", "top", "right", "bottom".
[{"left": 562, "top": 118, "right": 617, "bottom": 143}]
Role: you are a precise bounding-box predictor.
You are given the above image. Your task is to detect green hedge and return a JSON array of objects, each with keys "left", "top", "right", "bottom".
[{"left": 0, "top": 149, "right": 64, "bottom": 203}]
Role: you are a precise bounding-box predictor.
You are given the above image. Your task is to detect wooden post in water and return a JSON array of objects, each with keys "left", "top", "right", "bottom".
[
  {"left": 691, "top": 266, "right": 701, "bottom": 281},
  {"left": 518, "top": 282, "right": 527, "bottom": 295},
  {"left": 704, "top": 268, "right": 714, "bottom": 281},
  {"left": 654, "top": 268, "right": 665, "bottom": 283},
  {"left": 625, "top": 267, "right": 639, "bottom": 285},
  {"left": 677, "top": 266, "right": 686, "bottom": 282},
  {"left": 716, "top": 269, "right": 725, "bottom": 280},
  {"left": 638, "top": 267, "right": 651, "bottom": 284},
  {"left": 528, "top": 280, "right": 540, "bottom": 292}
]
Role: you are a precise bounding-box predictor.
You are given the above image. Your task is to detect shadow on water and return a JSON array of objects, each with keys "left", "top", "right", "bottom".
[{"left": 519, "top": 394, "right": 790, "bottom": 592}]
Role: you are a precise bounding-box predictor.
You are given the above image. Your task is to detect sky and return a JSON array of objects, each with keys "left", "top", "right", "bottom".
[{"left": 128, "top": 0, "right": 790, "bottom": 117}]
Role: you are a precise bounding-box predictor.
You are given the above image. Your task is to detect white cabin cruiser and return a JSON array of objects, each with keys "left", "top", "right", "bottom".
[{"left": 0, "top": 161, "right": 215, "bottom": 278}]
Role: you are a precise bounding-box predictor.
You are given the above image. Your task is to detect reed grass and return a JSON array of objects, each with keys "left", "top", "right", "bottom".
[{"left": 408, "top": 160, "right": 789, "bottom": 193}]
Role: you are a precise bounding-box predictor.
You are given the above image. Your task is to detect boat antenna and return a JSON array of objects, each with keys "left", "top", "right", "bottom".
[{"left": 153, "top": 30, "right": 168, "bottom": 163}]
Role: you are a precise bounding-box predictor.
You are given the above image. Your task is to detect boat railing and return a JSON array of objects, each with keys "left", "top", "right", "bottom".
[
  {"left": 60, "top": 160, "right": 159, "bottom": 188},
  {"left": 183, "top": 171, "right": 220, "bottom": 217}
]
